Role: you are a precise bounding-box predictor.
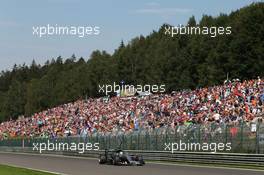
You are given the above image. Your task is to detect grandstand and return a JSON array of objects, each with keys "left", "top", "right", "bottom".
[{"left": 0, "top": 78, "right": 263, "bottom": 141}]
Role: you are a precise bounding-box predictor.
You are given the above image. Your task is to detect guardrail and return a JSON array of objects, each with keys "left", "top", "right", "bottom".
[{"left": 1, "top": 146, "right": 264, "bottom": 168}]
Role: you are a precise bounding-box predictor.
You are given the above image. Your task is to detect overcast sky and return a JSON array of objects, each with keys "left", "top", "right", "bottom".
[{"left": 0, "top": 0, "right": 260, "bottom": 71}]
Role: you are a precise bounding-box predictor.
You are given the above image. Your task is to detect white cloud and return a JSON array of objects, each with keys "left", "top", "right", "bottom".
[
  {"left": 134, "top": 2, "right": 192, "bottom": 16},
  {"left": 135, "top": 8, "right": 192, "bottom": 15},
  {"left": 145, "top": 2, "right": 160, "bottom": 7}
]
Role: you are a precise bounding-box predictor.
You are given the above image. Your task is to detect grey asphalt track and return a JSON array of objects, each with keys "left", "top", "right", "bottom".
[{"left": 0, "top": 152, "right": 263, "bottom": 175}]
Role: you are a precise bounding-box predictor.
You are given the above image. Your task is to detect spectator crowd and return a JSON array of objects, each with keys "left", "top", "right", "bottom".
[{"left": 0, "top": 78, "right": 264, "bottom": 140}]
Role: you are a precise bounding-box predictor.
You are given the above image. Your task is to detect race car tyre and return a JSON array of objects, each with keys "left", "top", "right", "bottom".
[
  {"left": 113, "top": 156, "right": 120, "bottom": 165},
  {"left": 99, "top": 155, "right": 106, "bottom": 164}
]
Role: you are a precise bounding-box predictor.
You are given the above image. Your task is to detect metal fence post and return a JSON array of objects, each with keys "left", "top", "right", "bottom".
[
  {"left": 240, "top": 122, "right": 244, "bottom": 152},
  {"left": 198, "top": 125, "right": 201, "bottom": 144},
  {"left": 155, "top": 130, "right": 158, "bottom": 150},
  {"left": 137, "top": 131, "right": 140, "bottom": 150},
  {"left": 225, "top": 124, "right": 228, "bottom": 151},
  {"left": 256, "top": 122, "right": 260, "bottom": 154},
  {"left": 145, "top": 132, "right": 148, "bottom": 150}
]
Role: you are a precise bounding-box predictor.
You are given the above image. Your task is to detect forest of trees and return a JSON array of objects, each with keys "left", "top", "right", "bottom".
[{"left": 0, "top": 3, "right": 263, "bottom": 122}]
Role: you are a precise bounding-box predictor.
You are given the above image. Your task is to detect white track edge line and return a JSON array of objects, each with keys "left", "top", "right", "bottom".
[
  {"left": 0, "top": 163, "right": 69, "bottom": 175},
  {"left": 1, "top": 151, "right": 264, "bottom": 172}
]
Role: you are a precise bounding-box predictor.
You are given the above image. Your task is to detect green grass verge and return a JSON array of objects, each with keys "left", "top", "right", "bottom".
[{"left": 0, "top": 164, "right": 56, "bottom": 175}]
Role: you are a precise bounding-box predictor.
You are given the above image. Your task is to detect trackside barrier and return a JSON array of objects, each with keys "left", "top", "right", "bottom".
[
  {"left": 2, "top": 121, "right": 264, "bottom": 153},
  {"left": 0, "top": 146, "right": 264, "bottom": 167}
]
